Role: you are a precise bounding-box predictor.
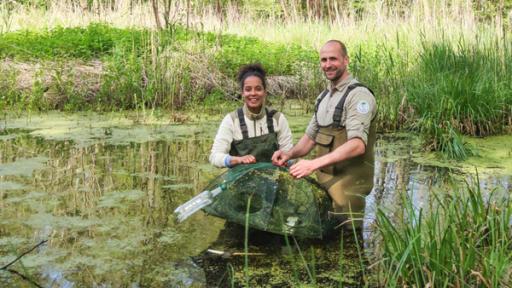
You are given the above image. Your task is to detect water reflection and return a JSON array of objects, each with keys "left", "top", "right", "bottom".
[
  {"left": 365, "top": 134, "right": 511, "bottom": 254},
  {"left": 0, "top": 119, "right": 510, "bottom": 287},
  {"left": 1, "top": 125, "right": 224, "bottom": 287}
]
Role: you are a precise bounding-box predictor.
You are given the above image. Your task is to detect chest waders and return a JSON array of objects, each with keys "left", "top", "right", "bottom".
[
  {"left": 314, "top": 83, "right": 376, "bottom": 227},
  {"left": 229, "top": 107, "right": 280, "bottom": 162}
]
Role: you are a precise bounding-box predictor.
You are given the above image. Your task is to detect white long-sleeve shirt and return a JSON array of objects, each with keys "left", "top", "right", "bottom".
[{"left": 209, "top": 110, "right": 293, "bottom": 168}]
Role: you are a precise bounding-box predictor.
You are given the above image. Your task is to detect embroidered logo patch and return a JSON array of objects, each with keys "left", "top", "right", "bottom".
[{"left": 356, "top": 100, "right": 370, "bottom": 114}]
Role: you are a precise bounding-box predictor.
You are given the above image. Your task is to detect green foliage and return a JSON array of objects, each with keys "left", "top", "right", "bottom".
[
  {"left": 1, "top": 20, "right": 511, "bottom": 159},
  {"left": 1, "top": 23, "right": 319, "bottom": 112},
  {"left": 98, "top": 46, "right": 145, "bottom": 110},
  {"left": 411, "top": 40, "right": 510, "bottom": 136},
  {"left": 8, "top": 0, "right": 48, "bottom": 8},
  {"left": 0, "top": 68, "right": 21, "bottom": 112},
  {"left": 405, "top": 39, "right": 512, "bottom": 158},
  {"left": 0, "top": 23, "right": 316, "bottom": 76},
  {"left": 351, "top": 39, "right": 412, "bottom": 131},
  {"left": 242, "top": 0, "right": 282, "bottom": 17},
  {"left": 376, "top": 176, "right": 512, "bottom": 287},
  {"left": 213, "top": 34, "right": 317, "bottom": 78},
  {"left": 0, "top": 23, "right": 147, "bottom": 60},
  {"left": 351, "top": 34, "right": 511, "bottom": 159},
  {"left": 472, "top": 0, "right": 512, "bottom": 23}
]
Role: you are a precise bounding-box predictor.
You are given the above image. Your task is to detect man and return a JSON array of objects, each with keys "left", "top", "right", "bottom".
[{"left": 272, "top": 40, "right": 377, "bottom": 228}]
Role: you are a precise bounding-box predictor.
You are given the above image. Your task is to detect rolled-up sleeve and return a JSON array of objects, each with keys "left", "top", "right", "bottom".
[
  {"left": 305, "top": 115, "right": 319, "bottom": 140},
  {"left": 344, "top": 90, "right": 377, "bottom": 146},
  {"left": 209, "top": 115, "right": 235, "bottom": 167},
  {"left": 276, "top": 113, "right": 293, "bottom": 152}
]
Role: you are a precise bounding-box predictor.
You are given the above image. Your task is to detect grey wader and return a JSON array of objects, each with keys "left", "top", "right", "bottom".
[{"left": 314, "top": 83, "right": 376, "bottom": 228}]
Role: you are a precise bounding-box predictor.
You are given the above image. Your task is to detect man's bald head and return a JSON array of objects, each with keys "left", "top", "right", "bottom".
[{"left": 322, "top": 40, "right": 348, "bottom": 58}]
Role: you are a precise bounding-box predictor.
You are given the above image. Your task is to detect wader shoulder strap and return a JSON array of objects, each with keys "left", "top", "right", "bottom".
[
  {"left": 233, "top": 108, "right": 278, "bottom": 139},
  {"left": 236, "top": 108, "right": 249, "bottom": 139},
  {"left": 314, "top": 89, "right": 330, "bottom": 125},
  {"left": 333, "top": 83, "right": 374, "bottom": 128},
  {"left": 315, "top": 89, "right": 330, "bottom": 113},
  {"left": 266, "top": 108, "right": 277, "bottom": 134}
]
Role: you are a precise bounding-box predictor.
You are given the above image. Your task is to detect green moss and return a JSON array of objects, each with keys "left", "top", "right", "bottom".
[
  {"left": 409, "top": 134, "right": 512, "bottom": 176},
  {"left": 3, "top": 111, "right": 219, "bottom": 147},
  {"left": 463, "top": 135, "right": 512, "bottom": 175},
  {"left": 0, "top": 113, "right": 508, "bottom": 286}
]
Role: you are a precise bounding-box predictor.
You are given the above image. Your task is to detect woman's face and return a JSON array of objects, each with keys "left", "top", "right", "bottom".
[{"left": 242, "top": 75, "right": 266, "bottom": 113}]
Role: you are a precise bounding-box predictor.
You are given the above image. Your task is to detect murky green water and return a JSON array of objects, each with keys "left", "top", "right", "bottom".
[{"left": 0, "top": 113, "right": 510, "bottom": 287}]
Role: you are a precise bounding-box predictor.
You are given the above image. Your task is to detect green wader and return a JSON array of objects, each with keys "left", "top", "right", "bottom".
[
  {"left": 229, "top": 107, "right": 280, "bottom": 162},
  {"left": 314, "top": 84, "right": 376, "bottom": 227}
]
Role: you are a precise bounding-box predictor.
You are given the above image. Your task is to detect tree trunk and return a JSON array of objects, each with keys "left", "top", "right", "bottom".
[
  {"left": 280, "top": 0, "right": 290, "bottom": 22},
  {"left": 151, "top": 0, "right": 163, "bottom": 30}
]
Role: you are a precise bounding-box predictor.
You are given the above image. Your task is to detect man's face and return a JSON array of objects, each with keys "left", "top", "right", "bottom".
[{"left": 319, "top": 43, "right": 349, "bottom": 84}]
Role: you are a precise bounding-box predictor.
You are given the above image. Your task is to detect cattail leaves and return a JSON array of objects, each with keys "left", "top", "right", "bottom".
[{"left": 375, "top": 175, "right": 512, "bottom": 287}]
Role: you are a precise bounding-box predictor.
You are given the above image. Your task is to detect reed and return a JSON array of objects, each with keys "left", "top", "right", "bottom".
[
  {"left": 405, "top": 36, "right": 512, "bottom": 159},
  {"left": 244, "top": 194, "right": 252, "bottom": 287},
  {"left": 1, "top": 1, "right": 511, "bottom": 159},
  {"left": 375, "top": 174, "right": 512, "bottom": 286}
]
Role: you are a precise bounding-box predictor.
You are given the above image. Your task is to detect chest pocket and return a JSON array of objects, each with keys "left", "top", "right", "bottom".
[{"left": 315, "top": 83, "right": 374, "bottom": 128}]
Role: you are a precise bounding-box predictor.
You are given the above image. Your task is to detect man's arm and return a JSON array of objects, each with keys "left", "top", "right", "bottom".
[
  {"left": 272, "top": 134, "right": 316, "bottom": 166},
  {"left": 289, "top": 134, "right": 317, "bottom": 159},
  {"left": 289, "top": 138, "right": 365, "bottom": 178},
  {"left": 289, "top": 87, "right": 376, "bottom": 177}
]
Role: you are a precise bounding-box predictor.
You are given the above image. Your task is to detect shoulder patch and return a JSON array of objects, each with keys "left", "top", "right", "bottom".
[{"left": 356, "top": 100, "right": 370, "bottom": 114}]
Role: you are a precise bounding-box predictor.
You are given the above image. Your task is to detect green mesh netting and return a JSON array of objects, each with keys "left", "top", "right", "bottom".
[{"left": 203, "top": 163, "right": 336, "bottom": 239}]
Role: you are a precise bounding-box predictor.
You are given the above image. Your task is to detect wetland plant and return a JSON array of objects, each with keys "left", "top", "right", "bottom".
[
  {"left": 406, "top": 38, "right": 512, "bottom": 160},
  {"left": 1, "top": 2, "right": 511, "bottom": 160},
  {"left": 375, "top": 174, "right": 512, "bottom": 287}
]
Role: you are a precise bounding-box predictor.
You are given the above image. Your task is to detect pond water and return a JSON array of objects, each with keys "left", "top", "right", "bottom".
[{"left": 0, "top": 112, "right": 510, "bottom": 287}]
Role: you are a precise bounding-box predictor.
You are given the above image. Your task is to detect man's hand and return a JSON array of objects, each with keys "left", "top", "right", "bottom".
[
  {"left": 233, "top": 155, "right": 256, "bottom": 166},
  {"left": 289, "top": 159, "right": 318, "bottom": 178},
  {"left": 272, "top": 150, "right": 291, "bottom": 167}
]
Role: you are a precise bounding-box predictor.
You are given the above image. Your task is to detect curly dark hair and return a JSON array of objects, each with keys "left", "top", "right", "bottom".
[{"left": 237, "top": 63, "right": 267, "bottom": 90}]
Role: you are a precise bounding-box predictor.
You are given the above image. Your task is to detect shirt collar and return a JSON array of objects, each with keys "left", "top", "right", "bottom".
[
  {"left": 329, "top": 74, "right": 354, "bottom": 93},
  {"left": 243, "top": 103, "right": 266, "bottom": 120}
]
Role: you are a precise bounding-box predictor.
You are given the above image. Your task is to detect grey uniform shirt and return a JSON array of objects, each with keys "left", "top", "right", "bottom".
[{"left": 305, "top": 75, "right": 377, "bottom": 145}]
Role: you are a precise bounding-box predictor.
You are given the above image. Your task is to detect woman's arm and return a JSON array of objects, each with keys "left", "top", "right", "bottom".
[
  {"left": 209, "top": 114, "right": 256, "bottom": 167},
  {"left": 209, "top": 115, "right": 235, "bottom": 168}
]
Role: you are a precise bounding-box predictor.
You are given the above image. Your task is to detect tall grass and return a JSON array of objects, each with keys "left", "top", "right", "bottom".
[
  {"left": 375, "top": 174, "right": 512, "bottom": 286},
  {"left": 348, "top": 32, "right": 512, "bottom": 159},
  {"left": 405, "top": 37, "right": 512, "bottom": 159},
  {"left": 1, "top": 1, "right": 511, "bottom": 158},
  {"left": 0, "top": 23, "right": 320, "bottom": 112}
]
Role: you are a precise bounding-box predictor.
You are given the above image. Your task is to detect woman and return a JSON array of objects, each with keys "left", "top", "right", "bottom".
[{"left": 209, "top": 63, "right": 293, "bottom": 168}]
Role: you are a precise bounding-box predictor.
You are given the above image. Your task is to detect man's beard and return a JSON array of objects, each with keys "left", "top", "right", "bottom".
[{"left": 326, "top": 67, "right": 344, "bottom": 83}]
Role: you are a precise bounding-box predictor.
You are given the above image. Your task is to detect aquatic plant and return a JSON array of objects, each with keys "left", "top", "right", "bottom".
[
  {"left": 375, "top": 174, "right": 512, "bottom": 287},
  {"left": 1, "top": 1, "right": 511, "bottom": 158}
]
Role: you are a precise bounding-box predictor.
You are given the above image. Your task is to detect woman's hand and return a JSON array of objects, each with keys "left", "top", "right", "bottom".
[{"left": 231, "top": 155, "right": 256, "bottom": 166}]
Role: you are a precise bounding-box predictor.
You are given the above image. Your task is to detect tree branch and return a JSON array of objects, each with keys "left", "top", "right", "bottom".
[
  {"left": 6, "top": 269, "right": 45, "bottom": 288},
  {"left": 1, "top": 240, "right": 48, "bottom": 270}
]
